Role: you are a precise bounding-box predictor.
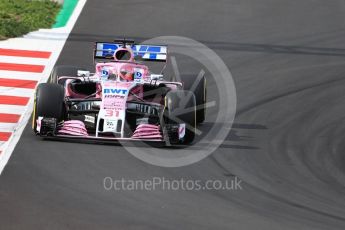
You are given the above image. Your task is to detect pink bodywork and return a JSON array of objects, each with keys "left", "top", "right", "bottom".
[
  {"left": 64, "top": 61, "right": 150, "bottom": 99},
  {"left": 57, "top": 61, "right": 170, "bottom": 139},
  {"left": 132, "top": 124, "right": 163, "bottom": 139},
  {"left": 58, "top": 120, "right": 88, "bottom": 136},
  {"left": 53, "top": 47, "right": 179, "bottom": 140}
]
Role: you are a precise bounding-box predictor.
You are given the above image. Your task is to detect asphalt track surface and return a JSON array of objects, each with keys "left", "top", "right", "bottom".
[{"left": 1, "top": 0, "right": 345, "bottom": 229}]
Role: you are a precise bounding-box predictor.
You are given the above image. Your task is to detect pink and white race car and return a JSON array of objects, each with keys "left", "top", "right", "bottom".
[{"left": 32, "top": 39, "right": 206, "bottom": 145}]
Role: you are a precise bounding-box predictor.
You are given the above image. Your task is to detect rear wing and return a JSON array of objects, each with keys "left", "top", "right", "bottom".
[{"left": 94, "top": 42, "right": 168, "bottom": 62}]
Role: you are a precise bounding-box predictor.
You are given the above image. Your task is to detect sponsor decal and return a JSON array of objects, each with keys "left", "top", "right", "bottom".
[
  {"left": 134, "top": 68, "right": 144, "bottom": 82},
  {"left": 101, "top": 68, "right": 110, "bottom": 80},
  {"left": 178, "top": 123, "right": 186, "bottom": 140},
  {"left": 102, "top": 95, "right": 126, "bottom": 110},
  {"left": 103, "top": 119, "right": 117, "bottom": 132},
  {"left": 84, "top": 115, "right": 95, "bottom": 123},
  {"left": 104, "top": 95, "right": 125, "bottom": 99},
  {"left": 103, "top": 88, "right": 128, "bottom": 95}
]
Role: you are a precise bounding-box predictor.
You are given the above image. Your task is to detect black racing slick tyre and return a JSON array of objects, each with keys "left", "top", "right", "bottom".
[
  {"left": 181, "top": 74, "right": 206, "bottom": 124},
  {"left": 32, "top": 83, "right": 65, "bottom": 132},
  {"left": 49, "top": 65, "right": 84, "bottom": 85},
  {"left": 164, "top": 90, "right": 196, "bottom": 144}
]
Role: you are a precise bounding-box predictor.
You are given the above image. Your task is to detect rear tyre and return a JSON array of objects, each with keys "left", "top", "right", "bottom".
[
  {"left": 181, "top": 74, "right": 206, "bottom": 124},
  {"left": 32, "top": 83, "right": 65, "bottom": 132},
  {"left": 164, "top": 90, "right": 196, "bottom": 144},
  {"left": 49, "top": 65, "right": 84, "bottom": 85}
]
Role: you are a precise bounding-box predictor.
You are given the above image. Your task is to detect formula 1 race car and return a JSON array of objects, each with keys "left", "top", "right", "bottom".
[{"left": 32, "top": 39, "right": 206, "bottom": 145}]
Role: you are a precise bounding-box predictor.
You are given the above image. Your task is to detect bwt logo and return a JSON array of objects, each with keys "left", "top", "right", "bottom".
[{"left": 103, "top": 88, "right": 128, "bottom": 95}]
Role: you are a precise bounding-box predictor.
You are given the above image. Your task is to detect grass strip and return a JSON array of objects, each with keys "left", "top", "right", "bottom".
[{"left": 0, "top": 0, "right": 61, "bottom": 40}]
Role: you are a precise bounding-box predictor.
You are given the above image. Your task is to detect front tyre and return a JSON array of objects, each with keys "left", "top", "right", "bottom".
[
  {"left": 164, "top": 90, "right": 196, "bottom": 144},
  {"left": 32, "top": 83, "right": 65, "bottom": 132}
]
